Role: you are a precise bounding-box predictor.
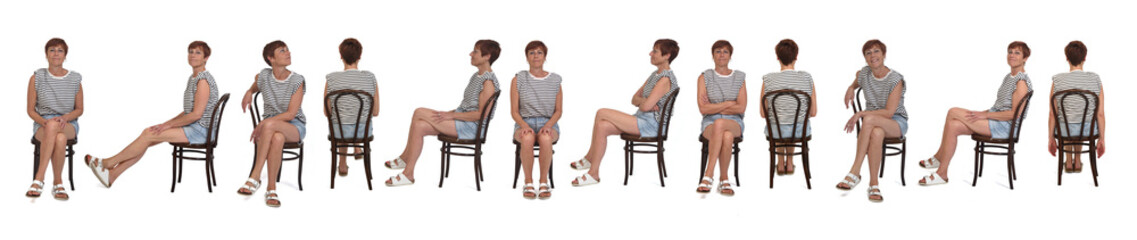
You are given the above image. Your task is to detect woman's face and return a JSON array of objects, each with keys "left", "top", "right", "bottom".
[
  {"left": 649, "top": 45, "right": 668, "bottom": 66},
  {"left": 270, "top": 46, "right": 291, "bottom": 67},
  {"left": 188, "top": 47, "right": 207, "bottom": 68},
  {"left": 1006, "top": 47, "right": 1026, "bottom": 68},
  {"left": 45, "top": 45, "right": 66, "bottom": 67},
  {"left": 526, "top": 48, "right": 546, "bottom": 69},
  {"left": 712, "top": 47, "right": 731, "bottom": 67},
  {"left": 469, "top": 45, "right": 489, "bottom": 66},
  {"left": 863, "top": 46, "right": 884, "bottom": 68}
]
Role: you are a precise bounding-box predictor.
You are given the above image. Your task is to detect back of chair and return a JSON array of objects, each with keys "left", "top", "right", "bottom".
[
  {"left": 762, "top": 89, "right": 811, "bottom": 141},
  {"left": 473, "top": 91, "right": 502, "bottom": 143},
  {"left": 205, "top": 93, "right": 231, "bottom": 147},
  {"left": 249, "top": 92, "right": 264, "bottom": 127},
  {"left": 325, "top": 90, "right": 374, "bottom": 142},
  {"left": 1051, "top": 89, "right": 1099, "bottom": 139},
  {"left": 1006, "top": 91, "right": 1033, "bottom": 141},
  {"left": 657, "top": 88, "right": 681, "bottom": 140},
  {"left": 852, "top": 88, "right": 865, "bottom": 133}
]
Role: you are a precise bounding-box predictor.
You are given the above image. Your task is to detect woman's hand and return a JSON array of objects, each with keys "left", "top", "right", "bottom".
[
  {"left": 148, "top": 123, "right": 171, "bottom": 134},
  {"left": 241, "top": 91, "right": 254, "bottom": 113},
  {"left": 249, "top": 124, "right": 262, "bottom": 142},
  {"left": 844, "top": 112, "right": 861, "bottom": 133},
  {"left": 47, "top": 116, "right": 66, "bottom": 128},
  {"left": 1097, "top": 138, "right": 1106, "bottom": 157},
  {"left": 432, "top": 111, "right": 454, "bottom": 122},
  {"left": 518, "top": 126, "right": 534, "bottom": 137},
  {"left": 1048, "top": 137, "right": 1058, "bottom": 156},
  {"left": 965, "top": 111, "right": 989, "bottom": 122},
  {"left": 538, "top": 126, "right": 555, "bottom": 136},
  {"left": 844, "top": 87, "right": 856, "bottom": 109}
]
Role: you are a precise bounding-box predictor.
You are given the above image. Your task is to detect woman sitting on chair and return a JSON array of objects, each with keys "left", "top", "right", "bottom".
[
  {"left": 1047, "top": 40, "right": 1106, "bottom": 172},
  {"left": 835, "top": 39, "right": 908, "bottom": 202},
  {"left": 237, "top": 40, "right": 308, "bottom": 207},
  {"left": 26, "top": 38, "right": 84, "bottom": 200},
  {"left": 325, "top": 38, "right": 379, "bottom": 177},
  {"left": 510, "top": 40, "right": 563, "bottom": 199},
  {"left": 696, "top": 40, "right": 747, "bottom": 195}
]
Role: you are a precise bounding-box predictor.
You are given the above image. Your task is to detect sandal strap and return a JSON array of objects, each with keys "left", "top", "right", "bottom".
[
  {"left": 31, "top": 180, "right": 45, "bottom": 188},
  {"left": 845, "top": 173, "right": 861, "bottom": 183},
  {"left": 538, "top": 183, "right": 551, "bottom": 191},
  {"left": 52, "top": 185, "right": 67, "bottom": 194}
]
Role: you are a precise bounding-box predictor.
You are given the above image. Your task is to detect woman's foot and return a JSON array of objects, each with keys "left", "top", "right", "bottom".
[
  {"left": 570, "top": 158, "right": 591, "bottom": 170},
  {"left": 385, "top": 173, "right": 415, "bottom": 186},
  {"left": 25, "top": 180, "right": 44, "bottom": 198},
  {"left": 354, "top": 147, "right": 364, "bottom": 160},
  {"left": 237, "top": 178, "right": 261, "bottom": 195},
  {"left": 264, "top": 190, "right": 281, "bottom": 207},
  {"left": 571, "top": 173, "right": 600, "bottom": 186},
  {"left": 537, "top": 183, "right": 552, "bottom": 199},
  {"left": 522, "top": 183, "right": 537, "bottom": 199},
  {"left": 385, "top": 157, "right": 407, "bottom": 170},
  {"left": 696, "top": 176, "right": 713, "bottom": 193},
  {"left": 918, "top": 172, "right": 949, "bottom": 185},
  {"left": 835, "top": 173, "right": 861, "bottom": 190},
  {"left": 785, "top": 162, "right": 795, "bottom": 175},
  {"left": 867, "top": 185, "right": 883, "bottom": 202},
  {"left": 776, "top": 161, "right": 786, "bottom": 175},
  {"left": 52, "top": 184, "right": 69, "bottom": 201},
  {"left": 1073, "top": 160, "right": 1084, "bottom": 173},
  {"left": 718, "top": 179, "right": 735, "bottom": 196},
  {"left": 338, "top": 162, "right": 349, "bottom": 177}
]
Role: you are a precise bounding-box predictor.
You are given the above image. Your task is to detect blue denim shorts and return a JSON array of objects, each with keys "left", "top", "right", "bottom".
[
  {"left": 765, "top": 123, "right": 811, "bottom": 139},
  {"left": 32, "top": 114, "right": 79, "bottom": 136},
  {"left": 332, "top": 123, "right": 373, "bottom": 139},
  {"left": 455, "top": 120, "right": 482, "bottom": 140},
  {"left": 635, "top": 111, "right": 666, "bottom": 138},
  {"left": 182, "top": 123, "right": 213, "bottom": 145},
  {"left": 701, "top": 114, "right": 744, "bottom": 134},
  {"left": 987, "top": 119, "right": 1018, "bottom": 139},
  {"left": 893, "top": 115, "right": 908, "bottom": 136},
  {"left": 1057, "top": 123, "right": 1099, "bottom": 137},
  {"left": 515, "top": 117, "right": 560, "bottom": 135},
  {"left": 290, "top": 119, "right": 307, "bottom": 140}
]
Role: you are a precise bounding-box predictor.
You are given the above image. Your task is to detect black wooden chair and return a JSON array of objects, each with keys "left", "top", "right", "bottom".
[
  {"left": 325, "top": 90, "right": 375, "bottom": 190},
  {"left": 169, "top": 93, "right": 230, "bottom": 192},
  {"left": 1051, "top": 89, "right": 1101, "bottom": 187},
  {"left": 32, "top": 138, "right": 77, "bottom": 191},
  {"left": 438, "top": 91, "right": 501, "bottom": 191},
  {"left": 971, "top": 91, "right": 1032, "bottom": 190},
  {"left": 851, "top": 87, "right": 907, "bottom": 186},
  {"left": 621, "top": 88, "right": 680, "bottom": 187},
  {"left": 763, "top": 89, "right": 813, "bottom": 189},
  {"left": 248, "top": 92, "right": 305, "bottom": 191},
  {"left": 512, "top": 139, "right": 556, "bottom": 189}
]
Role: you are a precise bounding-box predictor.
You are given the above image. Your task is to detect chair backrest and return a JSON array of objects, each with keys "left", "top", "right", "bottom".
[
  {"left": 851, "top": 88, "right": 866, "bottom": 134},
  {"left": 324, "top": 89, "right": 374, "bottom": 142},
  {"left": 1051, "top": 89, "right": 1099, "bottom": 138},
  {"left": 249, "top": 91, "right": 264, "bottom": 127},
  {"left": 1005, "top": 90, "right": 1033, "bottom": 141},
  {"left": 472, "top": 91, "right": 502, "bottom": 143},
  {"left": 762, "top": 89, "right": 811, "bottom": 141},
  {"left": 656, "top": 88, "right": 681, "bottom": 140},
  {"left": 204, "top": 93, "right": 231, "bottom": 146}
]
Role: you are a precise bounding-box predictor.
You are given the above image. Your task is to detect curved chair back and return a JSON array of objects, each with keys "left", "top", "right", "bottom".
[
  {"left": 473, "top": 91, "right": 502, "bottom": 143},
  {"left": 204, "top": 93, "right": 232, "bottom": 147},
  {"left": 324, "top": 89, "right": 374, "bottom": 142},
  {"left": 1051, "top": 89, "right": 1099, "bottom": 139},
  {"left": 762, "top": 89, "right": 811, "bottom": 141},
  {"left": 1005, "top": 91, "right": 1033, "bottom": 141},
  {"left": 656, "top": 88, "right": 681, "bottom": 140}
]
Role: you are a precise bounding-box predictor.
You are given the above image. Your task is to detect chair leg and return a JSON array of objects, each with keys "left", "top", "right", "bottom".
[
  {"left": 878, "top": 144, "right": 886, "bottom": 178},
  {"left": 177, "top": 150, "right": 185, "bottom": 183},
  {"left": 656, "top": 147, "right": 666, "bottom": 187},
  {"left": 298, "top": 147, "right": 304, "bottom": 191},
  {"left": 1010, "top": 144, "right": 1018, "bottom": 181},
  {"left": 802, "top": 142, "right": 811, "bottom": 189},
  {"left": 734, "top": 144, "right": 741, "bottom": 187},
  {"left": 623, "top": 141, "right": 631, "bottom": 186},
  {"left": 474, "top": 149, "right": 483, "bottom": 191},
  {"left": 445, "top": 143, "right": 452, "bottom": 178},
  {"left": 899, "top": 141, "right": 907, "bottom": 186},
  {"left": 171, "top": 148, "right": 178, "bottom": 192},
  {"left": 513, "top": 144, "right": 521, "bottom": 189},
  {"left": 204, "top": 154, "right": 213, "bottom": 193},
  {"left": 549, "top": 156, "right": 556, "bottom": 189},
  {"left": 629, "top": 141, "right": 635, "bottom": 176},
  {"left": 973, "top": 141, "right": 980, "bottom": 187},
  {"left": 249, "top": 144, "right": 258, "bottom": 179},
  {"left": 439, "top": 144, "right": 447, "bottom": 188},
  {"left": 1057, "top": 148, "right": 1064, "bottom": 186},
  {"left": 769, "top": 144, "right": 775, "bottom": 189},
  {"left": 67, "top": 144, "right": 75, "bottom": 190},
  {"left": 364, "top": 143, "right": 374, "bottom": 190},
  {"left": 209, "top": 153, "right": 218, "bottom": 186},
  {"left": 1090, "top": 141, "right": 1099, "bottom": 187},
  {"left": 330, "top": 142, "right": 337, "bottom": 189},
  {"left": 33, "top": 142, "right": 40, "bottom": 180},
  {"left": 659, "top": 144, "right": 668, "bottom": 178},
  {"left": 1007, "top": 152, "right": 1014, "bottom": 190},
  {"left": 700, "top": 141, "right": 708, "bottom": 183}
]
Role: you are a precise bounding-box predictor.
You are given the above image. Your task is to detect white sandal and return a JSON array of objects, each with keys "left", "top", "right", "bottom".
[
  {"left": 385, "top": 157, "right": 407, "bottom": 170},
  {"left": 572, "top": 173, "right": 600, "bottom": 186},
  {"left": 385, "top": 173, "right": 414, "bottom": 186},
  {"left": 569, "top": 158, "right": 591, "bottom": 170},
  {"left": 264, "top": 190, "right": 281, "bottom": 207},
  {"left": 919, "top": 157, "right": 941, "bottom": 169},
  {"left": 537, "top": 183, "right": 552, "bottom": 200},
  {"left": 919, "top": 172, "right": 949, "bottom": 186},
  {"left": 85, "top": 155, "right": 111, "bottom": 188},
  {"left": 718, "top": 179, "right": 735, "bottom": 196},
  {"left": 52, "top": 184, "right": 69, "bottom": 201},
  {"left": 26, "top": 180, "right": 45, "bottom": 198},
  {"left": 696, "top": 176, "right": 713, "bottom": 193},
  {"left": 867, "top": 185, "right": 884, "bottom": 202},
  {"left": 836, "top": 173, "right": 861, "bottom": 190},
  {"left": 237, "top": 178, "right": 261, "bottom": 195},
  {"left": 522, "top": 183, "right": 537, "bottom": 199}
]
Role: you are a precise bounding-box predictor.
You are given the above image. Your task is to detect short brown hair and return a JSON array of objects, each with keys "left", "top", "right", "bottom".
[
  {"left": 262, "top": 40, "right": 287, "bottom": 66},
  {"left": 339, "top": 38, "right": 362, "bottom": 65},
  {"left": 476, "top": 39, "right": 501, "bottom": 65},
  {"left": 1065, "top": 40, "right": 1087, "bottom": 66},
  {"left": 775, "top": 39, "right": 798, "bottom": 65},
  {"left": 655, "top": 39, "right": 680, "bottom": 63},
  {"left": 188, "top": 41, "right": 211, "bottom": 58},
  {"left": 711, "top": 40, "right": 732, "bottom": 55},
  {"left": 524, "top": 40, "right": 547, "bottom": 56},
  {"left": 45, "top": 38, "right": 68, "bottom": 55},
  {"left": 862, "top": 39, "right": 886, "bottom": 55},
  {"left": 1007, "top": 41, "right": 1030, "bottom": 58}
]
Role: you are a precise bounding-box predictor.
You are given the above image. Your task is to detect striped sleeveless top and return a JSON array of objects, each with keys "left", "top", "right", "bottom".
[
  {"left": 703, "top": 69, "right": 746, "bottom": 118},
  {"left": 762, "top": 70, "right": 814, "bottom": 124},
  {"left": 184, "top": 71, "right": 220, "bottom": 129},
  {"left": 325, "top": 69, "right": 378, "bottom": 124},
  {"left": 256, "top": 68, "right": 306, "bottom": 124},
  {"left": 33, "top": 68, "right": 82, "bottom": 116},
  {"left": 989, "top": 72, "right": 1032, "bottom": 112},
  {"left": 456, "top": 71, "right": 500, "bottom": 113},
  {"left": 856, "top": 66, "right": 907, "bottom": 120},
  {"left": 516, "top": 71, "right": 561, "bottom": 118},
  {"left": 1051, "top": 70, "right": 1102, "bottom": 123},
  {"left": 638, "top": 69, "right": 679, "bottom": 121}
]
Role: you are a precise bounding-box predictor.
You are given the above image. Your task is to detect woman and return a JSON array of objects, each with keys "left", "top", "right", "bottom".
[
  {"left": 916, "top": 41, "right": 1033, "bottom": 185},
  {"left": 85, "top": 41, "right": 221, "bottom": 190},
  {"left": 383, "top": 40, "right": 501, "bottom": 186},
  {"left": 237, "top": 40, "right": 307, "bottom": 207},
  {"left": 570, "top": 39, "right": 679, "bottom": 186},
  {"left": 760, "top": 39, "right": 816, "bottom": 177},
  {"left": 696, "top": 40, "right": 746, "bottom": 195},
  {"left": 511, "top": 40, "right": 563, "bottom": 199},
  {"left": 325, "top": 38, "right": 379, "bottom": 177},
  {"left": 26, "top": 38, "right": 84, "bottom": 200},
  {"left": 835, "top": 39, "right": 907, "bottom": 202},
  {"left": 1047, "top": 40, "right": 1106, "bottom": 171}
]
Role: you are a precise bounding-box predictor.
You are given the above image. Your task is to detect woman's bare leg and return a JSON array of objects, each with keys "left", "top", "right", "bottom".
[
  {"left": 516, "top": 130, "right": 536, "bottom": 184},
  {"left": 537, "top": 131, "right": 558, "bottom": 184},
  {"left": 104, "top": 127, "right": 189, "bottom": 184},
  {"left": 581, "top": 108, "right": 639, "bottom": 180}
]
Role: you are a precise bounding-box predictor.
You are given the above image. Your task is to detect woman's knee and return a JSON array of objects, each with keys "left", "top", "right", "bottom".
[
  {"left": 869, "top": 127, "right": 886, "bottom": 141},
  {"left": 537, "top": 133, "right": 554, "bottom": 145},
  {"left": 54, "top": 132, "right": 68, "bottom": 145},
  {"left": 518, "top": 131, "right": 536, "bottom": 143},
  {"left": 720, "top": 130, "right": 735, "bottom": 144},
  {"left": 712, "top": 119, "right": 732, "bottom": 133}
]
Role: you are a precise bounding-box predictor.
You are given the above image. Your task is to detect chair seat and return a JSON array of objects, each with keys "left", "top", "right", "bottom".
[
  {"left": 438, "top": 134, "right": 483, "bottom": 144},
  {"left": 970, "top": 134, "right": 1018, "bottom": 143},
  {"left": 764, "top": 135, "right": 809, "bottom": 143},
  {"left": 283, "top": 141, "right": 304, "bottom": 149},
  {"left": 884, "top": 136, "right": 905, "bottom": 144},
  {"left": 169, "top": 142, "right": 215, "bottom": 148},
  {"left": 699, "top": 135, "right": 743, "bottom": 143},
  {"left": 31, "top": 137, "right": 77, "bottom": 145},
  {"left": 621, "top": 133, "right": 666, "bottom": 142},
  {"left": 327, "top": 135, "right": 374, "bottom": 143},
  {"left": 1051, "top": 134, "right": 1099, "bottom": 142}
]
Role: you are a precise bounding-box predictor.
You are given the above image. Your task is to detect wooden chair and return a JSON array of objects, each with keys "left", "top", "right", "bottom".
[
  {"left": 622, "top": 88, "right": 680, "bottom": 187},
  {"left": 1051, "top": 89, "right": 1101, "bottom": 187},
  {"left": 31, "top": 138, "right": 77, "bottom": 191},
  {"left": 438, "top": 91, "right": 501, "bottom": 191},
  {"left": 852, "top": 88, "right": 907, "bottom": 186},
  {"left": 169, "top": 93, "right": 230, "bottom": 192},
  {"left": 325, "top": 90, "right": 375, "bottom": 190},
  {"left": 971, "top": 91, "right": 1032, "bottom": 189},
  {"left": 247, "top": 92, "right": 305, "bottom": 191},
  {"left": 512, "top": 139, "right": 556, "bottom": 189},
  {"left": 763, "top": 89, "right": 813, "bottom": 189}
]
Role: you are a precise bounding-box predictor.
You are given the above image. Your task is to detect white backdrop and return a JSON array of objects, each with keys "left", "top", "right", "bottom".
[{"left": 2, "top": 0, "right": 1132, "bottom": 239}]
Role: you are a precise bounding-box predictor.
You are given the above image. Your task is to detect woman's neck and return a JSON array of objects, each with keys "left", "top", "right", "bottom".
[
  {"left": 1010, "top": 66, "right": 1025, "bottom": 76},
  {"left": 48, "top": 65, "right": 67, "bottom": 76},
  {"left": 871, "top": 65, "right": 890, "bottom": 78},
  {"left": 780, "top": 63, "right": 795, "bottom": 71},
  {"left": 714, "top": 65, "right": 731, "bottom": 75},
  {"left": 344, "top": 63, "right": 359, "bottom": 71},
  {"left": 272, "top": 66, "right": 290, "bottom": 80},
  {"left": 656, "top": 63, "right": 671, "bottom": 73},
  {"left": 529, "top": 67, "right": 548, "bottom": 77}
]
